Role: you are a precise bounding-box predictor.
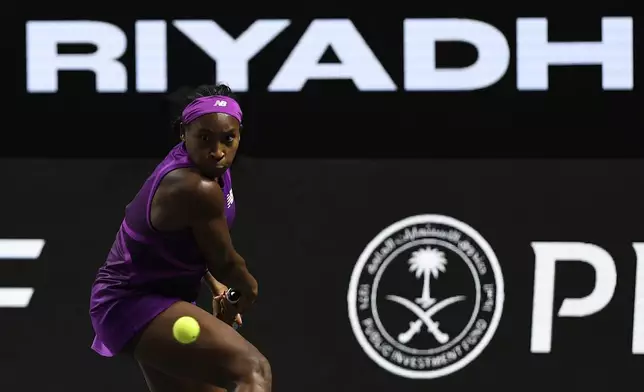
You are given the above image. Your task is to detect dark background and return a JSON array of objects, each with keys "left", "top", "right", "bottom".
[
  {"left": 9, "top": 3, "right": 643, "bottom": 158},
  {"left": 0, "top": 159, "right": 643, "bottom": 391},
  {"left": 2, "top": 2, "right": 643, "bottom": 392}
]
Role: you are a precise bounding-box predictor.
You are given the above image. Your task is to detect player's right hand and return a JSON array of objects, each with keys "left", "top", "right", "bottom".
[{"left": 213, "top": 293, "right": 243, "bottom": 328}]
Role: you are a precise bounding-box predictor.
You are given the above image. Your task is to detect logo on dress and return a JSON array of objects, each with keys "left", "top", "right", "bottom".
[
  {"left": 347, "top": 214, "right": 504, "bottom": 379},
  {"left": 226, "top": 190, "right": 234, "bottom": 208}
]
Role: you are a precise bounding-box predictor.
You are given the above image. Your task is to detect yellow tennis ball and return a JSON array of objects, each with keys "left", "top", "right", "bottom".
[{"left": 172, "top": 316, "right": 200, "bottom": 344}]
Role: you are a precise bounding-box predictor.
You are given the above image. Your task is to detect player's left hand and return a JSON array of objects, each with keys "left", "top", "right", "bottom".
[{"left": 213, "top": 292, "right": 243, "bottom": 328}]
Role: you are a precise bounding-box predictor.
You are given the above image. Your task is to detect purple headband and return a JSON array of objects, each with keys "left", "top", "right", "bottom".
[{"left": 180, "top": 95, "right": 243, "bottom": 125}]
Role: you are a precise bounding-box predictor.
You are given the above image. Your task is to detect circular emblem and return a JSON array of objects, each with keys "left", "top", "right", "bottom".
[{"left": 347, "top": 214, "right": 504, "bottom": 379}]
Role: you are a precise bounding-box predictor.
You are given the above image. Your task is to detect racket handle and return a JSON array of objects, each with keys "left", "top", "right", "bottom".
[
  {"left": 225, "top": 288, "right": 241, "bottom": 304},
  {"left": 225, "top": 288, "right": 242, "bottom": 330}
]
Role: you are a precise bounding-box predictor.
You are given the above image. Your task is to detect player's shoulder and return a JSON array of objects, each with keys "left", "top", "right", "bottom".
[{"left": 163, "top": 168, "right": 224, "bottom": 211}]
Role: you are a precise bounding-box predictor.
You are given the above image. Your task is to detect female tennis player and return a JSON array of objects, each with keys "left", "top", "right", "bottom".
[{"left": 89, "top": 84, "right": 271, "bottom": 392}]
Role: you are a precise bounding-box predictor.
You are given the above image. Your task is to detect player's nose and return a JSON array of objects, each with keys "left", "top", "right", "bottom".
[{"left": 210, "top": 148, "right": 225, "bottom": 161}]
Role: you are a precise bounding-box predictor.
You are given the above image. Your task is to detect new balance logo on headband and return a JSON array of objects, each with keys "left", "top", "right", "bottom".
[{"left": 214, "top": 100, "right": 228, "bottom": 107}]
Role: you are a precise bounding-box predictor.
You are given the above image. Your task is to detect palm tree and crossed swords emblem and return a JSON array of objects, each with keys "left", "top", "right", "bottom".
[{"left": 386, "top": 247, "right": 466, "bottom": 345}]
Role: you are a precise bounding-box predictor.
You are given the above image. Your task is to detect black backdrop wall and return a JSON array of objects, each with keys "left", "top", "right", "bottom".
[
  {"left": 10, "top": 3, "right": 643, "bottom": 158},
  {"left": 1, "top": 158, "right": 642, "bottom": 391}
]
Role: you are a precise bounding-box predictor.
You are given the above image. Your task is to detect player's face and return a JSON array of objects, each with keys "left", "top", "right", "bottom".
[{"left": 182, "top": 113, "right": 240, "bottom": 178}]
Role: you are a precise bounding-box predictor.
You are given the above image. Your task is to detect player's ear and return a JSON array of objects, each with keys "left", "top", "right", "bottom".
[{"left": 179, "top": 123, "right": 186, "bottom": 141}]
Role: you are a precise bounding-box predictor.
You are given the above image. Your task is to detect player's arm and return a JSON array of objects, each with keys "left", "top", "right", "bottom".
[{"left": 185, "top": 177, "right": 258, "bottom": 310}]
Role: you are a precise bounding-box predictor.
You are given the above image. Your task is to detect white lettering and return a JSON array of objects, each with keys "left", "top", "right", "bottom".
[
  {"left": 0, "top": 239, "right": 46, "bottom": 308},
  {"left": 24, "top": 18, "right": 635, "bottom": 93},
  {"left": 517, "top": 17, "right": 633, "bottom": 90},
  {"left": 633, "top": 243, "right": 644, "bottom": 354},
  {"left": 173, "top": 20, "right": 290, "bottom": 92},
  {"left": 26, "top": 21, "right": 127, "bottom": 93},
  {"left": 530, "top": 242, "right": 617, "bottom": 353},
  {"left": 269, "top": 19, "right": 395, "bottom": 91},
  {"left": 135, "top": 20, "right": 167, "bottom": 92},
  {"left": 404, "top": 18, "right": 510, "bottom": 91}
]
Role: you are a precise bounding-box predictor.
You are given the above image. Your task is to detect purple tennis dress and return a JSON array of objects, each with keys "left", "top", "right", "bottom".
[{"left": 89, "top": 142, "right": 236, "bottom": 357}]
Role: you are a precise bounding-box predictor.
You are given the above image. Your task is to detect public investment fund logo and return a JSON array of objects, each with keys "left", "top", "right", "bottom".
[{"left": 347, "top": 215, "right": 504, "bottom": 379}]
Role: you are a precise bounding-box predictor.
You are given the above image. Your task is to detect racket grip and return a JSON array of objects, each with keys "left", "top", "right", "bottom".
[{"left": 225, "top": 288, "right": 241, "bottom": 304}]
